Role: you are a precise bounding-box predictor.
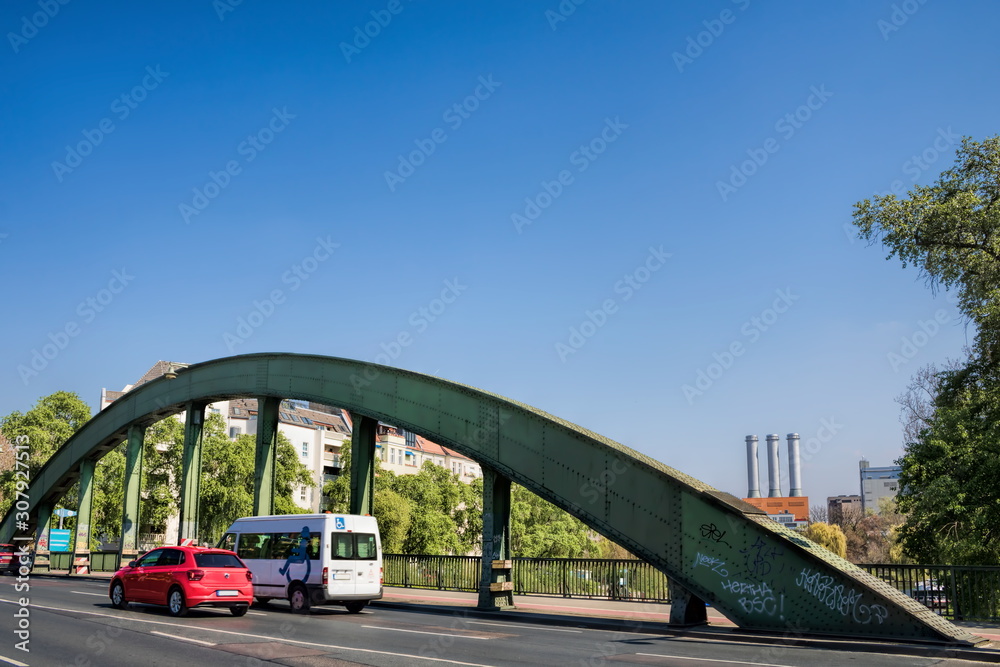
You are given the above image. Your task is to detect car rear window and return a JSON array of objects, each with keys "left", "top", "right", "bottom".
[{"left": 194, "top": 552, "right": 244, "bottom": 568}]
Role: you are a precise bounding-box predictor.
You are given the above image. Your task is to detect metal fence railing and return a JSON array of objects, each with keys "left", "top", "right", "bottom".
[
  {"left": 383, "top": 555, "right": 672, "bottom": 602},
  {"left": 861, "top": 563, "right": 1000, "bottom": 623}
]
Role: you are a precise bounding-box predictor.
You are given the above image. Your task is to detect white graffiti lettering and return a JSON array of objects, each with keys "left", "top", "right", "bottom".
[
  {"left": 795, "top": 568, "right": 889, "bottom": 624},
  {"left": 693, "top": 552, "right": 728, "bottom": 578}
]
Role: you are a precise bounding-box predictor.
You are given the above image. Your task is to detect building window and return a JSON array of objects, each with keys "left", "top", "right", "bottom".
[
  {"left": 301, "top": 442, "right": 308, "bottom": 457},
  {"left": 229, "top": 427, "right": 240, "bottom": 439},
  {"left": 300, "top": 486, "right": 307, "bottom": 501}
]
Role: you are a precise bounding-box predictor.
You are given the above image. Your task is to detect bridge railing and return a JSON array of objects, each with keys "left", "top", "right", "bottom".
[
  {"left": 861, "top": 563, "right": 1000, "bottom": 623},
  {"left": 383, "top": 555, "right": 672, "bottom": 602}
]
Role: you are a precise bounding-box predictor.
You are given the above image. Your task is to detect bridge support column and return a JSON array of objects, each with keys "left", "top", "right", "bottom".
[
  {"left": 349, "top": 413, "right": 377, "bottom": 516},
  {"left": 668, "top": 580, "right": 708, "bottom": 627},
  {"left": 72, "top": 458, "right": 95, "bottom": 574},
  {"left": 34, "top": 503, "right": 52, "bottom": 572},
  {"left": 254, "top": 397, "right": 281, "bottom": 516},
  {"left": 478, "top": 467, "right": 513, "bottom": 609},
  {"left": 120, "top": 424, "right": 145, "bottom": 566},
  {"left": 178, "top": 402, "right": 207, "bottom": 544}
]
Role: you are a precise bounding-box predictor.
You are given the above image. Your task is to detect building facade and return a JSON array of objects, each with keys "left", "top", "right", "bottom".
[
  {"left": 859, "top": 459, "right": 901, "bottom": 512},
  {"left": 827, "top": 494, "right": 863, "bottom": 523}
]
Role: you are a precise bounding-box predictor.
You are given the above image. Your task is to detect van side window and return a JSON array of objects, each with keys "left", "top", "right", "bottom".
[
  {"left": 272, "top": 532, "right": 321, "bottom": 560},
  {"left": 218, "top": 533, "right": 237, "bottom": 552},
  {"left": 237, "top": 533, "right": 271, "bottom": 560},
  {"left": 356, "top": 534, "right": 378, "bottom": 560}
]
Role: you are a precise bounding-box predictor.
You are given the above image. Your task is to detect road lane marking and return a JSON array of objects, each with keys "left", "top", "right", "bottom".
[
  {"left": 362, "top": 625, "right": 489, "bottom": 640},
  {"left": 636, "top": 654, "right": 791, "bottom": 666},
  {"left": 151, "top": 631, "right": 215, "bottom": 646},
  {"left": 0, "top": 599, "right": 494, "bottom": 666},
  {"left": 248, "top": 611, "right": 267, "bottom": 616},
  {"left": 0, "top": 655, "right": 29, "bottom": 667},
  {"left": 72, "top": 591, "right": 108, "bottom": 597},
  {"left": 468, "top": 620, "right": 582, "bottom": 633}
]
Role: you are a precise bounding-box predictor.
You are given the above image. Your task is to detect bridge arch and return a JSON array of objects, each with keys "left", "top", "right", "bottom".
[{"left": 0, "top": 353, "right": 982, "bottom": 645}]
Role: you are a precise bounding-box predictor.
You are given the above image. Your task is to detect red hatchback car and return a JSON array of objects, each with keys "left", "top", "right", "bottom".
[{"left": 109, "top": 545, "right": 252, "bottom": 617}]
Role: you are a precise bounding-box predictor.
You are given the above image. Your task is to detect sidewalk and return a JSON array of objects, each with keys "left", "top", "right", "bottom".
[{"left": 38, "top": 571, "right": 1000, "bottom": 660}]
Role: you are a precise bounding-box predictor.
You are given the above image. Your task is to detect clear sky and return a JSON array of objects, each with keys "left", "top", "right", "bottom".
[{"left": 2, "top": 1, "right": 994, "bottom": 507}]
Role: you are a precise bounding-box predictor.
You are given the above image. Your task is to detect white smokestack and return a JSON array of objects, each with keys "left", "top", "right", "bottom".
[
  {"left": 746, "top": 435, "right": 761, "bottom": 498},
  {"left": 787, "top": 433, "right": 803, "bottom": 497},
  {"left": 766, "top": 434, "right": 782, "bottom": 497}
]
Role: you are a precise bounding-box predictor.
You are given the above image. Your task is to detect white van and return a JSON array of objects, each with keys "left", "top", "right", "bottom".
[{"left": 218, "top": 513, "right": 382, "bottom": 613}]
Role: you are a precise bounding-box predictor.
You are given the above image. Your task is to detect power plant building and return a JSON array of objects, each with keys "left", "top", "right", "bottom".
[{"left": 742, "top": 433, "right": 809, "bottom": 527}]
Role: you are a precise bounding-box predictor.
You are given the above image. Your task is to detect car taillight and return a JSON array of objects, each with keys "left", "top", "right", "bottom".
[
  {"left": 380, "top": 566, "right": 383, "bottom": 586},
  {"left": 322, "top": 567, "right": 328, "bottom": 585},
  {"left": 245, "top": 570, "right": 253, "bottom": 582},
  {"left": 188, "top": 569, "right": 205, "bottom": 581}
]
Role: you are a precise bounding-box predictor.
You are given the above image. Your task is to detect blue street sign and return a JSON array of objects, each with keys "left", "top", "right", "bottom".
[
  {"left": 49, "top": 529, "right": 71, "bottom": 552},
  {"left": 53, "top": 509, "right": 77, "bottom": 518}
]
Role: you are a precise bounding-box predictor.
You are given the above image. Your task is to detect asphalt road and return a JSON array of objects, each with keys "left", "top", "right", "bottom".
[{"left": 0, "top": 577, "right": 995, "bottom": 666}]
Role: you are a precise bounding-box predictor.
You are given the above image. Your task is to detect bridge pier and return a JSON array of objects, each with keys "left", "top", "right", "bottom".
[
  {"left": 668, "top": 580, "right": 708, "bottom": 627},
  {"left": 478, "top": 467, "right": 513, "bottom": 609},
  {"left": 71, "top": 458, "right": 94, "bottom": 574},
  {"left": 34, "top": 502, "right": 52, "bottom": 572},
  {"left": 253, "top": 396, "right": 281, "bottom": 516},
  {"left": 178, "top": 402, "right": 207, "bottom": 544},
  {"left": 349, "top": 413, "right": 377, "bottom": 517},
  {"left": 119, "top": 423, "right": 145, "bottom": 566}
]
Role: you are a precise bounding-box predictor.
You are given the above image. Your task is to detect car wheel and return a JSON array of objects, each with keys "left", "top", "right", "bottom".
[
  {"left": 288, "top": 584, "right": 310, "bottom": 614},
  {"left": 167, "top": 587, "right": 188, "bottom": 617},
  {"left": 345, "top": 601, "right": 366, "bottom": 614},
  {"left": 110, "top": 581, "right": 128, "bottom": 610},
  {"left": 231, "top": 604, "right": 249, "bottom": 617}
]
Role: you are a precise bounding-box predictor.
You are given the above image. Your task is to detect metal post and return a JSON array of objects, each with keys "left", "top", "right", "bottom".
[
  {"left": 349, "top": 413, "right": 377, "bottom": 517},
  {"left": 72, "top": 458, "right": 95, "bottom": 575},
  {"left": 253, "top": 397, "right": 281, "bottom": 516},
  {"left": 34, "top": 503, "right": 52, "bottom": 572},
  {"left": 178, "top": 402, "right": 207, "bottom": 543},
  {"left": 478, "top": 466, "right": 513, "bottom": 609},
  {"left": 120, "top": 424, "right": 145, "bottom": 566},
  {"left": 668, "top": 580, "right": 708, "bottom": 627}
]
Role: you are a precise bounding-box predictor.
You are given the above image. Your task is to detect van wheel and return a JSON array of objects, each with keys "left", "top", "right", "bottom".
[
  {"left": 254, "top": 597, "right": 272, "bottom": 606},
  {"left": 345, "top": 601, "right": 366, "bottom": 614},
  {"left": 288, "top": 585, "right": 310, "bottom": 614}
]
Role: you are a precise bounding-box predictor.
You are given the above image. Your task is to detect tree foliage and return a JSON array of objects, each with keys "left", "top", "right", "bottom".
[
  {"left": 0, "top": 391, "right": 91, "bottom": 522},
  {"left": 801, "top": 522, "right": 847, "bottom": 558},
  {"left": 853, "top": 135, "right": 1000, "bottom": 565},
  {"left": 511, "top": 485, "right": 599, "bottom": 558}
]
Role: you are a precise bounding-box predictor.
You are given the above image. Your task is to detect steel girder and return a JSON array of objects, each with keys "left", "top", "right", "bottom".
[{"left": 0, "top": 353, "right": 984, "bottom": 645}]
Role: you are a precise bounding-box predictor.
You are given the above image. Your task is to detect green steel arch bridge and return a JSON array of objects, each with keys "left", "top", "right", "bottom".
[{"left": 0, "top": 353, "right": 984, "bottom": 646}]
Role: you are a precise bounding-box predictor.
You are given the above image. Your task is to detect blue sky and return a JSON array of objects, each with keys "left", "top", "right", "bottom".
[{"left": 1, "top": 1, "right": 993, "bottom": 507}]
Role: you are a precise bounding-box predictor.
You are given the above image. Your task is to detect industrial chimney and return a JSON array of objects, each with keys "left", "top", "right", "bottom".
[
  {"left": 766, "top": 434, "right": 781, "bottom": 497},
  {"left": 787, "top": 433, "right": 803, "bottom": 497},
  {"left": 745, "top": 435, "right": 761, "bottom": 498}
]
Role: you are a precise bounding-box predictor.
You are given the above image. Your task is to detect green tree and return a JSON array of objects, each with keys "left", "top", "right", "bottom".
[
  {"left": 801, "top": 522, "right": 847, "bottom": 558},
  {"left": 0, "top": 391, "right": 91, "bottom": 523},
  {"left": 852, "top": 135, "right": 1000, "bottom": 565},
  {"left": 510, "top": 485, "right": 598, "bottom": 558}
]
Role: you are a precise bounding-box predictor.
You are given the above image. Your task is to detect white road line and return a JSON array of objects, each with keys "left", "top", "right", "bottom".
[
  {"left": 362, "top": 625, "right": 490, "bottom": 640},
  {"left": 636, "top": 654, "right": 792, "bottom": 667},
  {"left": 151, "top": 631, "right": 216, "bottom": 646},
  {"left": 247, "top": 611, "right": 267, "bottom": 616},
  {"left": 0, "top": 654, "right": 28, "bottom": 667},
  {"left": 468, "top": 620, "right": 582, "bottom": 633},
  {"left": 0, "top": 599, "right": 494, "bottom": 666},
  {"left": 72, "top": 591, "right": 108, "bottom": 597}
]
